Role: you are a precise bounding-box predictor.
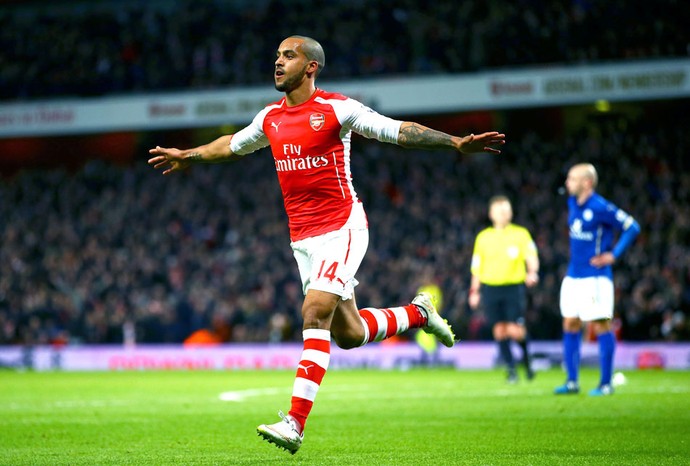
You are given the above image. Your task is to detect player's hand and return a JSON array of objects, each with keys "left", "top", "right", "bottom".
[
  {"left": 590, "top": 252, "right": 615, "bottom": 268},
  {"left": 468, "top": 290, "right": 480, "bottom": 309},
  {"left": 458, "top": 132, "right": 506, "bottom": 154},
  {"left": 148, "top": 146, "right": 191, "bottom": 175},
  {"left": 525, "top": 272, "right": 539, "bottom": 287}
]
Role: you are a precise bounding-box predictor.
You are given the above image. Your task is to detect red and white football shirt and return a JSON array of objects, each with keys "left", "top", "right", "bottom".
[{"left": 230, "top": 89, "right": 402, "bottom": 241}]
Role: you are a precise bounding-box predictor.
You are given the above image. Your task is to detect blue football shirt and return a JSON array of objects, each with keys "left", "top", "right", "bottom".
[{"left": 567, "top": 192, "right": 640, "bottom": 279}]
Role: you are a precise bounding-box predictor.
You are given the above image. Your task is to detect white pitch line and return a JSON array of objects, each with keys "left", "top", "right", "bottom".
[
  {"left": 219, "top": 387, "right": 288, "bottom": 402},
  {"left": 218, "top": 384, "right": 375, "bottom": 402},
  {"left": 219, "top": 383, "right": 690, "bottom": 403}
]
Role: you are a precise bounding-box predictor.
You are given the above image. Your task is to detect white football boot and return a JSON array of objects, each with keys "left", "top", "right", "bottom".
[
  {"left": 257, "top": 411, "right": 303, "bottom": 454},
  {"left": 413, "top": 292, "right": 456, "bottom": 347}
]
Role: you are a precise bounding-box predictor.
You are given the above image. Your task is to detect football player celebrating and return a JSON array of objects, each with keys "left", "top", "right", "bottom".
[{"left": 149, "top": 35, "right": 505, "bottom": 453}]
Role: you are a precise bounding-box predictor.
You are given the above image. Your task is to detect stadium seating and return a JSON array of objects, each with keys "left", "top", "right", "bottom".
[{"left": 0, "top": 0, "right": 689, "bottom": 344}]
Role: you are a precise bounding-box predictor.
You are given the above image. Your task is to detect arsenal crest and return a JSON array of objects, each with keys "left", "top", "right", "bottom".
[{"left": 309, "top": 113, "right": 325, "bottom": 131}]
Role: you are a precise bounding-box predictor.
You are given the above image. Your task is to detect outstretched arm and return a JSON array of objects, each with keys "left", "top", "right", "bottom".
[
  {"left": 148, "top": 135, "right": 242, "bottom": 175},
  {"left": 397, "top": 122, "right": 505, "bottom": 154}
]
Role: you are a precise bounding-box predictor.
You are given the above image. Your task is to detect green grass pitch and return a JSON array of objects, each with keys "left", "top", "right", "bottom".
[{"left": 1, "top": 368, "right": 688, "bottom": 465}]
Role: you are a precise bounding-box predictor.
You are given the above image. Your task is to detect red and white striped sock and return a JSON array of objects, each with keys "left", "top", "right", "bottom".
[
  {"left": 288, "top": 328, "right": 331, "bottom": 433},
  {"left": 358, "top": 305, "right": 427, "bottom": 345}
]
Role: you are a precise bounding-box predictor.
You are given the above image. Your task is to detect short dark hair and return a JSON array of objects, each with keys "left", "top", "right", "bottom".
[{"left": 290, "top": 35, "right": 325, "bottom": 77}]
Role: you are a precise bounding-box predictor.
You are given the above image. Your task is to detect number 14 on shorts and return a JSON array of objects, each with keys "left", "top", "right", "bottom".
[{"left": 317, "top": 260, "right": 339, "bottom": 282}]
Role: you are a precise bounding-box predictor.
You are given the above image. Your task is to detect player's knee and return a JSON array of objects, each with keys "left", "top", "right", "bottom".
[
  {"left": 563, "top": 317, "right": 581, "bottom": 332},
  {"left": 331, "top": 331, "right": 360, "bottom": 350},
  {"left": 301, "top": 303, "right": 334, "bottom": 329},
  {"left": 591, "top": 319, "right": 611, "bottom": 334},
  {"left": 492, "top": 322, "right": 508, "bottom": 339},
  {"left": 505, "top": 327, "right": 524, "bottom": 341}
]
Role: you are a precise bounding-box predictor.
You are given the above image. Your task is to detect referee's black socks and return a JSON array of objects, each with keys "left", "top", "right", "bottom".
[
  {"left": 498, "top": 338, "right": 515, "bottom": 371},
  {"left": 518, "top": 337, "right": 535, "bottom": 379}
]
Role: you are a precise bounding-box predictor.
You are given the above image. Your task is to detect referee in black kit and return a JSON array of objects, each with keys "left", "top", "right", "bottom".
[{"left": 468, "top": 196, "right": 539, "bottom": 383}]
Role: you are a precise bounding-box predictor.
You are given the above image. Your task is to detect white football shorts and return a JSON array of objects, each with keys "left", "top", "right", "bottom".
[
  {"left": 560, "top": 275, "right": 614, "bottom": 321},
  {"left": 291, "top": 228, "right": 368, "bottom": 300}
]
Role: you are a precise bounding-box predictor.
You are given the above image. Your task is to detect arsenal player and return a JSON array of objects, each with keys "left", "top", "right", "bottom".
[{"left": 149, "top": 35, "right": 505, "bottom": 454}]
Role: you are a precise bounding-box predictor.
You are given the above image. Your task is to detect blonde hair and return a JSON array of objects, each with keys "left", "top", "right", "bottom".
[{"left": 574, "top": 163, "right": 598, "bottom": 188}]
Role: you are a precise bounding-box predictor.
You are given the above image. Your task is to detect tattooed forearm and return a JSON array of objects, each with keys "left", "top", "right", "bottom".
[
  {"left": 397, "top": 122, "right": 456, "bottom": 150},
  {"left": 186, "top": 152, "right": 206, "bottom": 162},
  {"left": 186, "top": 151, "right": 229, "bottom": 163},
  {"left": 185, "top": 135, "right": 238, "bottom": 163}
]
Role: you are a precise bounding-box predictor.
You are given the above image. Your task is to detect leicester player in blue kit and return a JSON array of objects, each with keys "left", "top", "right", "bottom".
[{"left": 555, "top": 163, "right": 640, "bottom": 396}]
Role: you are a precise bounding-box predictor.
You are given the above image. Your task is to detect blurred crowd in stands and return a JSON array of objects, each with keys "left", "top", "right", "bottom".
[
  {"left": 1, "top": 0, "right": 689, "bottom": 345},
  {"left": 1, "top": 105, "right": 689, "bottom": 345},
  {"left": 1, "top": 0, "right": 689, "bottom": 101}
]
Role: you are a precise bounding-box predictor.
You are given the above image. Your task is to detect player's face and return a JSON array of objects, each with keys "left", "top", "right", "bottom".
[
  {"left": 274, "top": 39, "right": 310, "bottom": 93},
  {"left": 565, "top": 169, "right": 584, "bottom": 196}
]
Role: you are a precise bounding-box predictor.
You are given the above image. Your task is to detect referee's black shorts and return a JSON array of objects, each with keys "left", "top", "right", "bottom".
[{"left": 480, "top": 283, "right": 526, "bottom": 326}]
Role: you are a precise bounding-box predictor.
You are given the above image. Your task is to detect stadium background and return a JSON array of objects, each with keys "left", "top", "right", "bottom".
[{"left": 1, "top": 0, "right": 689, "bottom": 352}]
